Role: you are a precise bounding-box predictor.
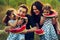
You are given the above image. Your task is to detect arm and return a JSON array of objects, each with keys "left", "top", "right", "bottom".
[
  {"left": 55, "top": 18, "right": 60, "bottom": 31},
  {"left": 54, "top": 18, "right": 60, "bottom": 34},
  {"left": 4, "top": 19, "right": 18, "bottom": 32},
  {"left": 52, "top": 16, "right": 60, "bottom": 32},
  {"left": 52, "top": 18, "right": 56, "bottom": 25},
  {"left": 26, "top": 16, "right": 46, "bottom": 32},
  {"left": 2, "top": 15, "right": 7, "bottom": 23},
  {"left": 8, "top": 19, "right": 18, "bottom": 28},
  {"left": 52, "top": 10, "right": 58, "bottom": 24},
  {"left": 27, "top": 26, "right": 38, "bottom": 32},
  {"left": 40, "top": 16, "right": 45, "bottom": 25}
]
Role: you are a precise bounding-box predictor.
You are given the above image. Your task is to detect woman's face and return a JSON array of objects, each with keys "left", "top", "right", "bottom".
[
  {"left": 18, "top": 7, "right": 26, "bottom": 17},
  {"left": 33, "top": 5, "right": 40, "bottom": 15}
]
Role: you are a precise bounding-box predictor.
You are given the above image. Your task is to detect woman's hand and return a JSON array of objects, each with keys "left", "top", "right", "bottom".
[{"left": 19, "top": 29, "right": 28, "bottom": 34}]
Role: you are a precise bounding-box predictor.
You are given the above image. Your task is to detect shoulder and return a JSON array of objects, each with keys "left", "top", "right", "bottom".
[{"left": 8, "top": 20, "right": 15, "bottom": 23}]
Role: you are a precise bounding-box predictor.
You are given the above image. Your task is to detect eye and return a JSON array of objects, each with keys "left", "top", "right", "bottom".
[{"left": 19, "top": 10, "right": 22, "bottom": 12}]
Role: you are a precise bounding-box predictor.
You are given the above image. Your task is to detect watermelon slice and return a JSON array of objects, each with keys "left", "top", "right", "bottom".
[
  {"left": 16, "top": 14, "right": 25, "bottom": 17},
  {"left": 9, "top": 25, "right": 26, "bottom": 33},
  {"left": 35, "top": 28, "right": 45, "bottom": 35},
  {"left": 43, "top": 13, "right": 56, "bottom": 17}
]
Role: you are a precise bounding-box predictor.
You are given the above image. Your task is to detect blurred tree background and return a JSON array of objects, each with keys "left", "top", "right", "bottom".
[{"left": 0, "top": 0, "right": 60, "bottom": 40}]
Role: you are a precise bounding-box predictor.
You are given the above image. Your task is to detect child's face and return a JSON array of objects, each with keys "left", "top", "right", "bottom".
[
  {"left": 18, "top": 7, "right": 27, "bottom": 17},
  {"left": 17, "top": 19, "right": 24, "bottom": 25},
  {"left": 43, "top": 9, "right": 50, "bottom": 14}
]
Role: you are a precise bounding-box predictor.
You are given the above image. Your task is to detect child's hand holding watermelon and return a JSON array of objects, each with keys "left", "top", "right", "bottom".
[
  {"left": 35, "top": 28, "right": 45, "bottom": 35},
  {"left": 9, "top": 25, "right": 26, "bottom": 34}
]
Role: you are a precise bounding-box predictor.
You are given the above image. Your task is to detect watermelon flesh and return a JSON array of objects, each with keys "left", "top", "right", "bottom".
[
  {"left": 17, "top": 14, "right": 25, "bottom": 17},
  {"left": 43, "top": 13, "right": 56, "bottom": 17},
  {"left": 9, "top": 25, "right": 26, "bottom": 33},
  {"left": 35, "top": 28, "right": 45, "bottom": 35}
]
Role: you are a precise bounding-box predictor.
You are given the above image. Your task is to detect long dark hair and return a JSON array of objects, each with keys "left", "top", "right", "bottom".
[
  {"left": 4, "top": 10, "right": 14, "bottom": 26},
  {"left": 31, "top": 1, "right": 43, "bottom": 16}
]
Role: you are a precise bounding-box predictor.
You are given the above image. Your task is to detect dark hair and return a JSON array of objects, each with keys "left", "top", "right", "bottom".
[
  {"left": 4, "top": 10, "right": 14, "bottom": 26},
  {"left": 18, "top": 18, "right": 26, "bottom": 26},
  {"left": 19, "top": 4, "right": 28, "bottom": 13},
  {"left": 31, "top": 1, "right": 43, "bottom": 16},
  {"left": 21, "top": 18, "right": 26, "bottom": 25}
]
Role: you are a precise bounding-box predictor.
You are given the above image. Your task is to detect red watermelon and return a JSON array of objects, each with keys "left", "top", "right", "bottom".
[
  {"left": 17, "top": 14, "right": 25, "bottom": 17},
  {"left": 43, "top": 13, "right": 56, "bottom": 17},
  {"left": 35, "top": 28, "right": 45, "bottom": 35},
  {"left": 9, "top": 25, "right": 26, "bottom": 33}
]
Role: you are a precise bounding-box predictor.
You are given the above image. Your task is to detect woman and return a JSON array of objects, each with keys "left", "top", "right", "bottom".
[
  {"left": 25, "top": 1, "right": 44, "bottom": 40},
  {"left": 30, "top": 1, "right": 43, "bottom": 29},
  {"left": 28, "top": 1, "right": 58, "bottom": 40}
]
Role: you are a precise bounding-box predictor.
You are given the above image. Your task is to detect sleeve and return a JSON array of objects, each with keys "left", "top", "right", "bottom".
[{"left": 8, "top": 20, "right": 12, "bottom": 23}]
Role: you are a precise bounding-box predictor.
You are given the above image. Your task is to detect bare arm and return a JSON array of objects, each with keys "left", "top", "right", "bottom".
[
  {"left": 2, "top": 15, "right": 7, "bottom": 23},
  {"left": 52, "top": 16, "right": 60, "bottom": 31},
  {"left": 40, "top": 16, "right": 45, "bottom": 25},
  {"left": 56, "top": 18, "right": 60, "bottom": 31},
  {"left": 26, "top": 27, "right": 38, "bottom": 32},
  {"left": 8, "top": 19, "right": 18, "bottom": 28},
  {"left": 52, "top": 11, "right": 58, "bottom": 25},
  {"left": 52, "top": 18, "right": 56, "bottom": 25}
]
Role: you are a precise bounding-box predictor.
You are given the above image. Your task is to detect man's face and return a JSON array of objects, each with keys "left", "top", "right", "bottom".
[{"left": 18, "top": 7, "right": 27, "bottom": 17}]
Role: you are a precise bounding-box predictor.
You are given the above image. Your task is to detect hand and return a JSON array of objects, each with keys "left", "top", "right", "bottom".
[
  {"left": 19, "top": 29, "right": 28, "bottom": 34},
  {"left": 57, "top": 30, "right": 60, "bottom": 34}
]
